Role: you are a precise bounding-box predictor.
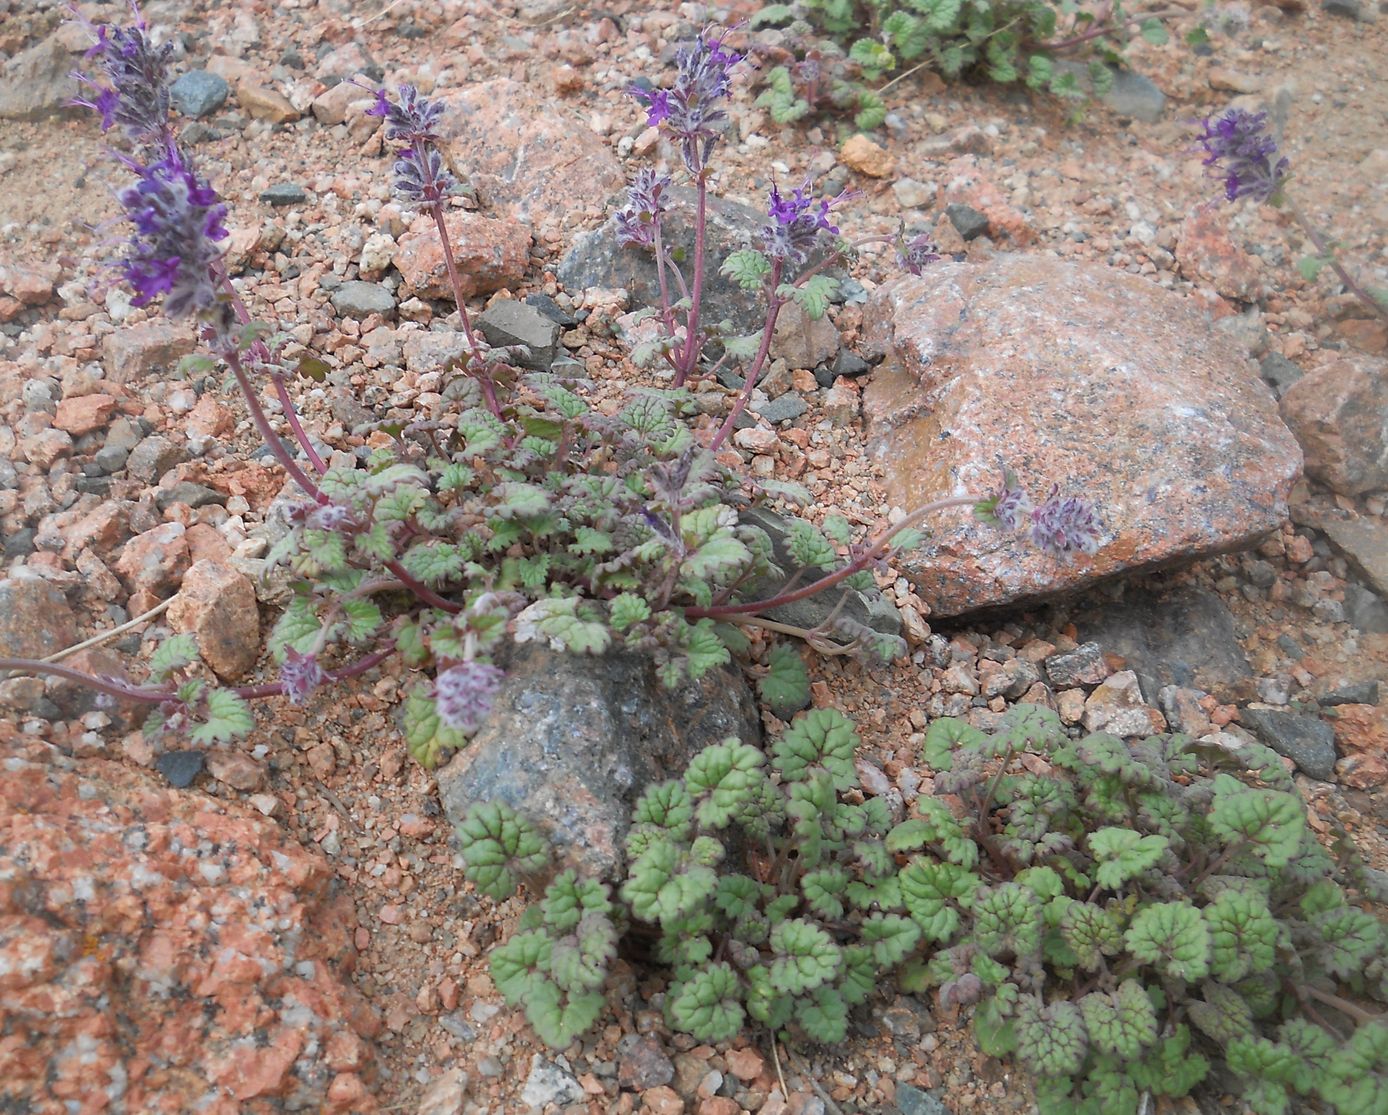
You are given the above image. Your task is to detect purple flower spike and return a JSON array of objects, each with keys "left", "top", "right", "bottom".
[
  {"left": 1027, "top": 486, "right": 1104, "bottom": 558},
  {"left": 629, "top": 29, "right": 743, "bottom": 175},
  {"left": 281, "top": 649, "right": 328, "bottom": 707},
  {"left": 115, "top": 147, "right": 228, "bottom": 320},
  {"left": 434, "top": 661, "right": 505, "bottom": 735},
  {"left": 1197, "top": 109, "right": 1290, "bottom": 205},
  {"left": 896, "top": 233, "right": 942, "bottom": 276},
  {"left": 73, "top": 9, "right": 174, "bottom": 145},
  {"left": 761, "top": 178, "right": 854, "bottom": 265},
  {"left": 367, "top": 83, "right": 457, "bottom": 207},
  {"left": 616, "top": 167, "right": 673, "bottom": 249},
  {"left": 983, "top": 471, "right": 1031, "bottom": 532}
]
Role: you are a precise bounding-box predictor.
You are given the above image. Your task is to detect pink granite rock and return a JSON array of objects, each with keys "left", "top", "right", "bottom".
[
  {"left": 166, "top": 559, "right": 261, "bottom": 681},
  {"left": 862, "top": 255, "right": 1301, "bottom": 616},
  {"left": 1175, "top": 208, "right": 1266, "bottom": 303},
  {"left": 114, "top": 522, "right": 190, "bottom": 595},
  {"left": 0, "top": 733, "right": 379, "bottom": 1112},
  {"left": 0, "top": 573, "right": 78, "bottom": 660},
  {"left": 391, "top": 211, "right": 530, "bottom": 300},
  {"left": 1278, "top": 350, "right": 1388, "bottom": 496},
  {"left": 437, "top": 78, "right": 625, "bottom": 235}
]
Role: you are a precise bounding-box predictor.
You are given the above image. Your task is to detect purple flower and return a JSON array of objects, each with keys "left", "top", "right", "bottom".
[
  {"left": 280, "top": 649, "right": 328, "bottom": 706},
  {"left": 629, "top": 30, "right": 743, "bottom": 175},
  {"left": 367, "top": 84, "right": 457, "bottom": 207},
  {"left": 1027, "top": 486, "right": 1104, "bottom": 557},
  {"left": 1197, "top": 109, "right": 1290, "bottom": 204},
  {"left": 981, "top": 471, "right": 1031, "bottom": 532},
  {"left": 760, "top": 179, "right": 853, "bottom": 265},
  {"left": 115, "top": 147, "right": 228, "bottom": 320},
  {"left": 616, "top": 168, "right": 672, "bottom": 249},
  {"left": 434, "top": 661, "right": 505, "bottom": 735},
  {"left": 896, "top": 233, "right": 942, "bottom": 276},
  {"left": 73, "top": 11, "right": 174, "bottom": 145},
  {"left": 306, "top": 502, "right": 360, "bottom": 533}
]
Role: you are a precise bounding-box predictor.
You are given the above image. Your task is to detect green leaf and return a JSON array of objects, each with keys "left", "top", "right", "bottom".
[
  {"left": 801, "top": 867, "right": 850, "bottom": 920},
  {"left": 683, "top": 530, "right": 751, "bottom": 583},
  {"left": 491, "top": 930, "right": 552, "bottom": 1004},
  {"left": 1140, "top": 18, "right": 1169, "bottom": 44},
  {"left": 848, "top": 38, "right": 895, "bottom": 77},
  {"left": 189, "top": 688, "right": 254, "bottom": 745},
  {"left": 455, "top": 801, "right": 548, "bottom": 900},
  {"left": 1061, "top": 901, "right": 1125, "bottom": 971},
  {"left": 972, "top": 882, "right": 1044, "bottom": 958},
  {"left": 684, "top": 739, "right": 766, "bottom": 828},
  {"left": 1089, "top": 827, "right": 1170, "bottom": 889},
  {"left": 551, "top": 912, "right": 617, "bottom": 994},
  {"left": 148, "top": 632, "right": 200, "bottom": 680},
  {"left": 1311, "top": 906, "right": 1383, "bottom": 979},
  {"left": 799, "top": 985, "right": 848, "bottom": 1043},
  {"left": 623, "top": 839, "right": 716, "bottom": 925},
  {"left": 1187, "top": 981, "right": 1255, "bottom": 1045},
  {"left": 886, "top": 799, "right": 978, "bottom": 869},
  {"left": 786, "top": 518, "right": 838, "bottom": 570},
  {"left": 861, "top": 912, "right": 921, "bottom": 967},
  {"left": 1203, "top": 891, "right": 1279, "bottom": 981},
  {"left": 269, "top": 594, "right": 322, "bottom": 661},
  {"left": 781, "top": 275, "right": 839, "bottom": 321},
  {"left": 1015, "top": 995, "right": 1088, "bottom": 1077},
  {"left": 900, "top": 860, "right": 979, "bottom": 941},
  {"left": 1209, "top": 780, "right": 1306, "bottom": 869},
  {"left": 773, "top": 707, "right": 859, "bottom": 791},
  {"left": 514, "top": 597, "right": 611, "bottom": 655},
  {"left": 527, "top": 980, "right": 605, "bottom": 1049},
  {"left": 340, "top": 597, "right": 383, "bottom": 643},
  {"left": 401, "top": 684, "right": 470, "bottom": 768},
  {"left": 1080, "top": 979, "right": 1159, "bottom": 1058},
  {"left": 769, "top": 919, "right": 842, "bottom": 994},
  {"left": 1129, "top": 1022, "right": 1209, "bottom": 1098},
  {"left": 1185, "top": 24, "right": 1210, "bottom": 47},
  {"left": 495, "top": 481, "right": 551, "bottom": 519},
  {"left": 541, "top": 870, "right": 612, "bottom": 933},
  {"left": 666, "top": 962, "right": 745, "bottom": 1043},
  {"left": 922, "top": 717, "right": 987, "bottom": 771},
  {"left": 759, "top": 644, "right": 811, "bottom": 719},
  {"left": 1124, "top": 901, "right": 1211, "bottom": 982},
  {"left": 721, "top": 249, "right": 773, "bottom": 292},
  {"left": 608, "top": 593, "right": 651, "bottom": 632}
]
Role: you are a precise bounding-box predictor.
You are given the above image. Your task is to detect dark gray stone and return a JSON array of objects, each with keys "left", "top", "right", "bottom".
[
  {"left": 945, "top": 203, "right": 990, "bottom": 242},
  {"left": 739, "top": 507, "right": 903, "bottom": 647},
  {"left": 616, "top": 1035, "right": 675, "bottom": 1091},
  {"left": 94, "top": 445, "right": 130, "bottom": 474},
  {"left": 259, "top": 183, "right": 307, "bottom": 206},
  {"left": 170, "top": 70, "right": 229, "bottom": 118},
  {"left": 436, "top": 643, "right": 761, "bottom": 882},
  {"left": 525, "top": 292, "right": 577, "bottom": 327},
  {"left": 1343, "top": 584, "right": 1388, "bottom": 634},
  {"left": 1319, "top": 681, "right": 1380, "bottom": 707},
  {"left": 155, "top": 750, "right": 206, "bottom": 788},
  {"left": 818, "top": 348, "right": 872, "bottom": 388},
  {"left": 155, "top": 482, "right": 226, "bottom": 511},
  {"left": 1102, "top": 70, "right": 1167, "bottom": 123},
  {"left": 895, "top": 1083, "right": 952, "bottom": 1115},
  {"left": 1323, "top": 0, "right": 1363, "bottom": 18},
  {"left": 1239, "top": 707, "right": 1338, "bottom": 781},
  {"left": 558, "top": 186, "right": 840, "bottom": 334},
  {"left": 1074, "top": 584, "right": 1251, "bottom": 702},
  {"left": 477, "top": 300, "right": 562, "bottom": 370},
  {"left": 126, "top": 436, "right": 187, "bottom": 483},
  {"left": 1044, "top": 641, "right": 1109, "bottom": 687},
  {"left": 756, "top": 393, "right": 807, "bottom": 424},
  {"left": 1259, "top": 352, "right": 1303, "bottom": 398},
  {"left": 1321, "top": 518, "right": 1388, "bottom": 597},
  {"left": 3, "top": 528, "right": 36, "bottom": 559},
  {"left": 330, "top": 281, "right": 395, "bottom": 319}
]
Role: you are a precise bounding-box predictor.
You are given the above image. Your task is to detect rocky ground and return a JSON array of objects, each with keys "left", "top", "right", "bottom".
[{"left": 1, "top": 0, "right": 1387, "bottom": 1112}]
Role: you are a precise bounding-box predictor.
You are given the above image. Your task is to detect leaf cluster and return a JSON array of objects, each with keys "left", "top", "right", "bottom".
[{"left": 909, "top": 706, "right": 1388, "bottom": 1115}]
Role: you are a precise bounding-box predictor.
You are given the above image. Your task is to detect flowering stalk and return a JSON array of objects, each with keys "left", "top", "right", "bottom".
[
  {"left": 1197, "top": 108, "right": 1388, "bottom": 325},
  {"left": 708, "top": 257, "right": 785, "bottom": 453}
]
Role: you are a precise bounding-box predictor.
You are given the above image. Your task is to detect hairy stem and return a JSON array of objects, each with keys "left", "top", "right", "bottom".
[
  {"left": 688, "top": 495, "right": 978, "bottom": 619},
  {"left": 226, "top": 349, "right": 326, "bottom": 502},
  {"left": 1301, "top": 984, "right": 1383, "bottom": 1026},
  {"left": 708, "top": 259, "right": 786, "bottom": 453},
  {"left": 673, "top": 176, "right": 709, "bottom": 388},
  {"left": 1287, "top": 199, "right": 1388, "bottom": 325}
]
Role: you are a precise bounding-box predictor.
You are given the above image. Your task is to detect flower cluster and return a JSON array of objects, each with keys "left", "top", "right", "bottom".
[
  {"left": 985, "top": 474, "right": 1104, "bottom": 557},
  {"left": 116, "top": 146, "right": 229, "bottom": 321},
  {"left": 896, "top": 231, "right": 942, "bottom": 276},
  {"left": 73, "top": 10, "right": 174, "bottom": 145},
  {"left": 616, "top": 168, "right": 672, "bottom": 250},
  {"left": 280, "top": 649, "right": 328, "bottom": 706},
  {"left": 368, "top": 84, "right": 457, "bottom": 206},
  {"left": 630, "top": 30, "right": 742, "bottom": 175},
  {"left": 761, "top": 178, "right": 851, "bottom": 265},
  {"left": 1197, "top": 109, "right": 1290, "bottom": 205},
  {"left": 434, "top": 661, "right": 506, "bottom": 734}
]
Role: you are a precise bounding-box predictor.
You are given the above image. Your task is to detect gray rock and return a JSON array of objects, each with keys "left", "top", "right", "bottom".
[
  {"left": 0, "top": 31, "right": 78, "bottom": 122},
  {"left": 155, "top": 482, "right": 226, "bottom": 511},
  {"left": 1239, "top": 707, "right": 1338, "bottom": 781},
  {"left": 616, "top": 1035, "right": 675, "bottom": 1090},
  {"left": 1343, "top": 583, "right": 1388, "bottom": 634},
  {"left": 739, "top": 507, "right": 903, "bottom": 646},
  {"left": 94, "top": 445, "right": 130, "bottom": 474},
  {"left": 559, "top": 186, "right": 840, "bottom": 334},
  {"left": 525, "top": 292, "right": 577, "bottom": 326},
  {"left": 1044, "top": 642, "right": 1109, "bottom": 687},
  {"left": 127, "top": 436, "right": 187, "bottom": 483},
  {"left": 1075, "top": 585, "right": 1252, "bottom": 703},
  {"left": 3, "top": 529, "right": 36, "bottom": 559},
  {"left": 437, "top": 643, "right": 761, "bottom": 882},
  {"left": 1102, "top": 70, "right": 1167, "bottom": 122},
  {"left": 1323, "top": 0, "right": 1363, "bottom": 17},
  {"left": 1258, "top": 353, "right": 1302, "bottom": 400},
  {"left": 771, "top": 300, "right": 840, "bottom": 370},
  {"left": 1320, "top": 517, "right": 1388, "bottom": 597},
  {"left": 259, "top": 183, "right": 307, "bottom": 206},
  {"left": 519, "top": 1056, "right": 589, "bottom": 1108},
  {"left": 170, "top": 70, "right": 229, "bottom": 118},
  {"left": 330, "top": 281, "right": 395, "bottom": 319},
  {"left": 945, "top": 203, "right": 990, "bottom": 241},
  {"left": 822, "top": 349, "right": 872, "bottom": 389},
  {"left": 896, "top": 1083, "right": 952, "bottom": 1115},
  {"left": 155, "top": 750, "right": 206, "bottom": 788},
  {"left": 477, "top": 300, "right": 562, "bottom": 370},
  {"left": 756, "top": 394, "right": 808, "bottom": 424},
  {"left": 1319, "top": 680, "right": 1380, "bottom": 707}
]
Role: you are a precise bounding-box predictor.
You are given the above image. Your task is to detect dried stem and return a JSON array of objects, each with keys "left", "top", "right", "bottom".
[{"left": 1287, "top": 199, "right": 1388, "bottom": 325}]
